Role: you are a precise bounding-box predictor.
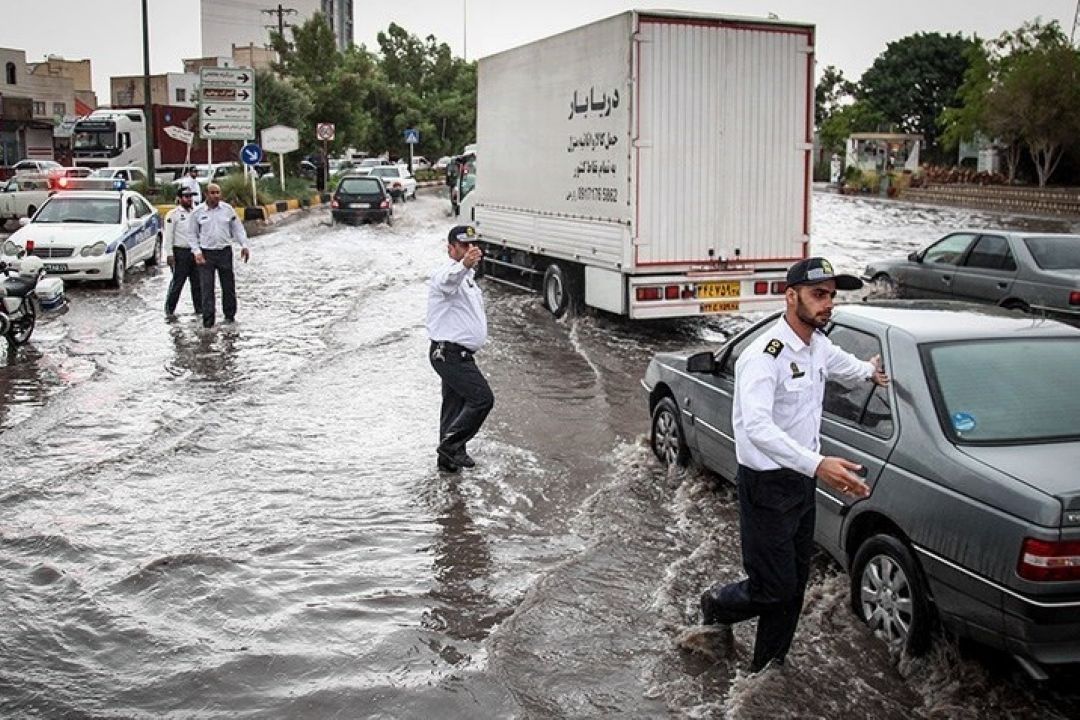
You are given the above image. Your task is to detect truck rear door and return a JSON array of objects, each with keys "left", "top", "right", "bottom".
[{"left": 633, "top": 16, "right": 813, "bottom": 267}]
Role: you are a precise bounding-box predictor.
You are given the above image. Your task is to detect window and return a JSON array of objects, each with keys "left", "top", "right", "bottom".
[
  {"left": 175, "top": 88, "right": 186, "bottom": 102},
  {"left": 922, "top": 233, "right": 976, "bottom": 266},
  {"left": 5, "top": 62, "right": 15, "bottom": 85},
  {"left": 33, "top": 101, "right": 46, "bottom": 116},
  {"left": 964, "top": 235, "right": 1016, "bottom": 271},
  {"left": 720, "top": 317, "right": 776, "bottom": 377},
  {"left": 1023, "top": 236, "right": 1080, "bottom": 271},
  {"left": 53, "top": 102, "right": 66, "bottom": 116},
  {"left": 823, "top": 325, "right": 893, "bottom": 438},
  {"left": 132, "top": 196, "right": 151, "bottom": 217}
]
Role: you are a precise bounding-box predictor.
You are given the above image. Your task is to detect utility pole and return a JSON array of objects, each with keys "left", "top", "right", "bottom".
[
  {"left": 141, "top": 0, "right": 155, "bottom": 191},
  {"left": 463, "top": 0, "right": 468, "bottom": 61},
  {"left": 263, "top": 4, "right": 298, "bottom": 42},
  {"left": 1072, "top": 0, "right": 1080, "bottom": 45}
]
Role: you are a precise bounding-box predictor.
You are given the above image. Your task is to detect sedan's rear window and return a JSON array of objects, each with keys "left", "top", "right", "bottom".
[
  {"left": 926, "top": 338, "right": 1080, "bottom": 443},
  {"left": 338, "top": 178, "right": 382, "bottom": 194},
  {"left": 1023, "top": 236, "right": 1080, "bottom": 270}
]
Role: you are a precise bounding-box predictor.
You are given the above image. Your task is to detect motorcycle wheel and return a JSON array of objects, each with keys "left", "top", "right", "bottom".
[{"left": 5, "top": 298, "right": 36, "bottom": 346}]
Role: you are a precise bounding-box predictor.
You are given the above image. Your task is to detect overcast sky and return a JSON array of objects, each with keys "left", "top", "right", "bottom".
[{"left": 2, "top": 0, "right": 1077, "bottom": 103}]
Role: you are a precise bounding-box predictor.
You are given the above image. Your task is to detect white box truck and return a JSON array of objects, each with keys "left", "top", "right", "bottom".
[{"left": 462, "top": 10, "right": 814, "bottom": 319}]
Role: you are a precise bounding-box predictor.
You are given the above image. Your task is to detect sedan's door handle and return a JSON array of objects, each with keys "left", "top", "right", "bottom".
[
  {"left": 997, "top": 282, "right": 1008, "bottom": 289},
  {"left": 941, "top": 275, "right": 951, "bottom": 282}
]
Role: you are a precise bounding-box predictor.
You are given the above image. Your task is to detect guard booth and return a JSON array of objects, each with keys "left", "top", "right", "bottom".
[{"left": 845, "top": 133, "right": 922, "bottom": 175}]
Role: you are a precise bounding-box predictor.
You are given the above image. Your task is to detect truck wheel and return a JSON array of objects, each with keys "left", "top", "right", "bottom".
[
  {"left": 109, "top": 250, "right": 126, "bottom": 289},
  {"left": 650, "top": 396, "right": 690, "bottom": 467},
  {"left": 850, "top": 534, "right": 932, "bottom": 656},
  {"left": 145, "top": 233, "right": 162, "bottom": 267},
  {"left": 542, "top": 263, "right": 573, "bottom": 318}
]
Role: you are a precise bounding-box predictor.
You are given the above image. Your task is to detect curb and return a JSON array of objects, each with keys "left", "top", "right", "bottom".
[{"left": 155, "top": 193, "right": 332, "bottom": 224}]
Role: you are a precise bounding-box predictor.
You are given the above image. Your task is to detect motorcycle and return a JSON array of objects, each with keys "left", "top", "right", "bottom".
[{"left": 1, "top": 255, "right": 53, "bottom": 347}]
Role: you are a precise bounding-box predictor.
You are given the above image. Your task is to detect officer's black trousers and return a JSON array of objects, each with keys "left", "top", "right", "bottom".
[
  {"left": 702, "top": 465, "right": 816, "bottom": 671},
  {"left": 429, "top": 341, "right": 494, "bottom": 458},
  {"left": 164, "top": 247, "right": 203, "bottom": 316},
  {"left": 197, "top": 247, "right": 236, "bottom": 327}
]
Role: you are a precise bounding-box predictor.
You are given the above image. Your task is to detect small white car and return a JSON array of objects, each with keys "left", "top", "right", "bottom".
[
  {"left": 369, "top": 165, "right": 417, "bottom": 201},
  {"left": 90, "top": 166, "right": 149, "bottom": 185},
  {"left": 12, "top": 159, "right": 62, "bottom": 176},
  {"left": 0, "top": 188, "right": 162, "bottom": 288}
]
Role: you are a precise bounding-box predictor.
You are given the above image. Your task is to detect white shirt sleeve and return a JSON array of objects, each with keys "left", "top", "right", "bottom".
[
  {"left": 824, "top": 338, "right": 875, "bottom": 383},
  {"left": 163, "top": 210, "right": 176, "bottom": 259},
  {"left": 188, "top": 209, "right": 202, "bottom": 253},
  {"left": 430, "top": 261, "right": 470, "bottom": 293},
  {"left": 229, "top": 207, "right": 249, "bottom": 248},
  {"left": 738, "top": 353, "right": 824, "bottom": 478}
]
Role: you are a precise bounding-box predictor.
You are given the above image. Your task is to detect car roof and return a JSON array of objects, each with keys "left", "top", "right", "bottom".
[
  {"left": 836, "top": 301, "right": 1080, "bottom": 342},
  {"left": 937, "top": 229, "right": 1080, "bottom": 240}
]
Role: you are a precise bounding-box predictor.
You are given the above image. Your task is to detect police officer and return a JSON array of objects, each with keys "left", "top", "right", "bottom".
[
  {"left": 427, "top": 225, "right": 494, "bottom": 473},
  {"left": 189, "top": 183, "right": 250, "bottom": 328},
  {"left": 180, "top": 166, "right": 202, "bottom": 205},
  {"left": 163, "top": 187, "right": 202, "bottom": 318},
  {"left": 700, "top": 256, "right": 890, "bottom": 672}
]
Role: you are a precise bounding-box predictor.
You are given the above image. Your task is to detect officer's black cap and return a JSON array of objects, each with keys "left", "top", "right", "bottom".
[
  {"left": 786, "top": 256, "right": 862, "bottom": 291},
  {"left": 448, "top": 225, "right": 479, "bottom": 244}
]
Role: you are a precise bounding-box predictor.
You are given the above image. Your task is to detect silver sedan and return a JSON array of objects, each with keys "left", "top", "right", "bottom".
[{"left": 862, "top": 231, "right": 1080, "bottom": 321}]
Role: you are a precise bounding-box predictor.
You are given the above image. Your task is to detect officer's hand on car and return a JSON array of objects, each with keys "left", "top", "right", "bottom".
[
  {"left": 817, "top": 457, "right": 871, "bottom": 498},
  {"left": 869, "top": 354, "right": 890, "bottom": 387},
  {"left": 461, "top": 245, "right": 483, "bottom": 269}
]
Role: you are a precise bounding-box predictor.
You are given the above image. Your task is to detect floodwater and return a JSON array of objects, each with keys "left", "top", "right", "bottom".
[{"left": 1, "top": 192, "right": 1078, "bottom": 718}]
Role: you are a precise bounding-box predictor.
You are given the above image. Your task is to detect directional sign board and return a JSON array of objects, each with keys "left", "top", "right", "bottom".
[
  {"left": 164, "top": 125, "right": 195, "bottom": 144},
  {"left": 262, "top": 125, "right": 299, "bottom": 154},
  {"left": 404, "top": 128, "right": 420, "bottom": 144},
  {"left": 240, "top": 143, "right": 263, "bottom": 166},
  {"left": 199, "top": 66, "right": 255, "bottom": 140}
]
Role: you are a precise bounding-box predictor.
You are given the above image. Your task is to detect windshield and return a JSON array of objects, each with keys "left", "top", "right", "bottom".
[
  {"left": 358, "top": 159, "right": 382, "bottom": 168},
  {"left": 34, "top": 197, "right": 120, "bottom": 225},
  {"left": 926, "top": 338, "right": 1080, "bottom": 443},
  {"left": 338, "top": 178, "right": 382, "bottom": 194},
  {"left": 371, "top": 167, "right": 398, "bottom": 178},
  {"left": 1023, "top": 236, "right": 1080, "bottom": 271},
  {"left": 73, "top": 128, "right": 117, "bottom": 151}
]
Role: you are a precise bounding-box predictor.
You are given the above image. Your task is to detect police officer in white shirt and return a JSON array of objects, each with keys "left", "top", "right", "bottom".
[
  {"left": 179, "top": 166, "right": 202, "bottom": 205},
  {"left": 427, "top": 225, "right": 494, "bottom": 473},
  {"left": 189, "top": 182, "right": 250, "bottom": 328},
  {"left": 700, "top": 256, "right": 889, "bottom": 673},
  {"left": 163, "top": 186, "right": 202, "bottom": 318}
]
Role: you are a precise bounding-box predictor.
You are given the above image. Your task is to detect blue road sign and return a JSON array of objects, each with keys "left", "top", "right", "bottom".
[
  {"left": 404, "top": 128, "right": 420, "bottom": 144},
  {"left": 240, "top": 143, "right": 263, "bottom": 165}
]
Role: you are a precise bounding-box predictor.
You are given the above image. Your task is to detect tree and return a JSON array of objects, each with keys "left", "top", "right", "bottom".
[
  {"left": 815, "top": 65, "right": 856, "bottom": 127},
  {"left": 254, "top": 70, "right": 312, "bottom": 134},
  {"left": 858, "top": 32, "right": 978, "bottom": 159}
]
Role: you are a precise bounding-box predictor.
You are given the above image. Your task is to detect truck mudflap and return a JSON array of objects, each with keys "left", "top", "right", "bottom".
[{"left": 627, "top": 272, "right": 787, "bottom": 319}]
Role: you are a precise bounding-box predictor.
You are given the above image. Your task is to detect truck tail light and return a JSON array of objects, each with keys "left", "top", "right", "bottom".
[
  {"left": 1018, "top": 538, "right": 1080, "bottom": 581},
  {"left": 754, "top": 281, "right": 768, "bottom": 295},
  {"left": 665, "top": 285, "right": 680, "bottom": 300},
  {"left": 771, "top": 281, "right": 787, "bottom": 294},
  {"left": 636, "top": 287, "right": 661, "bottom": 301},
  {"left": 1069, "top": 291, "right": 1080, "bottom": 306}
]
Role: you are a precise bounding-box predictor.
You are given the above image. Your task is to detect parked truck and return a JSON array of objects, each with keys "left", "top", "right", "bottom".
[
  {"left": 462, "top": 10, "right": 814, "bottom": 319},
  {"left": 0, "top": 176, "right": 50, "bottom": 226},
  {"left": 71, "top": 105, "right": 241, "bottom": 177}
]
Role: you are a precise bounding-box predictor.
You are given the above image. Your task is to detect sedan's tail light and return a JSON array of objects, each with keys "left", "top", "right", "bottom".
[
  {"left": 1018, "top": 538, "right": 1080, "bottom": 581},
  {"left": 331, "top": 199, "right": 340, "bottom": 208},
  {"left": 380, "top": 200, "right": 389, "bottom": 209},
  {"left": 1069, "top": 291, "right": 1080, "bottom": 306}
]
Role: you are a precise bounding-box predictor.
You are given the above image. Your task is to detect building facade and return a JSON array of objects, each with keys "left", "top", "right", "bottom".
[
  {"left": 1, "top": 48, "right": 89, "bottom": 165},
  {"left": 110, "top": 73, "right": 200, "bottom": 108},
  {"left": 200, "top": 0, "right": 352, "bottom": 57}
]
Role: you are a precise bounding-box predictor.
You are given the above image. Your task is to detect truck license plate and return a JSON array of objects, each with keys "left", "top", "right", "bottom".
[
  {"left": 44, "top": 263, "right": 67, "bottom": 272},
  {"left": 697, "top": 281, "right": 740, "bottom": 299},
  {"left": 701, "top": 301, "right": 739, "bottom": 313}
]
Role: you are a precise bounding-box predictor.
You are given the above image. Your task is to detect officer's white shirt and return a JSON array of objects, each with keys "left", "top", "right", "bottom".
[
  {"left": 427, "top": 259, "right": 487, "bottom": 352},
  {"left": 189, "top": 201, "right": 249, "bottom": 253},
  {"left": 733, "top": 316, "right": 875, "bottom": 478},
  {"left": 179, "top": 175, "right": 202, "bottom": 204},
  {"left": 163, "top": 205, "right": 196, "bottom": 257}
]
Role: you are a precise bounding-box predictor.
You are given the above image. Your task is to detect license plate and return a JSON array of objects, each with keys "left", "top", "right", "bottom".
[
  {"left": 43, "top": 263, "right": 67, "bottom": 272},
  {"left": 348, "top": 202, "right": 370, "bottom": 209},
  {"left": 701, "top": 301, "right": 739, "bottom": 314},
  {"left": 697, "top": 281, "right": 741, "bottom": 299}
]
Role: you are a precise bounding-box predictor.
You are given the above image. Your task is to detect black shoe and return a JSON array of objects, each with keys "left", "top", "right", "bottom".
[
  {"left": 202, "top": 320, "right": 215, "bottom": 328},
  {"left": 700, "top": 589, "right": 733, "bottom": 626},
  {"left": 437, "top": 454, "right": 460, "bottom": 473},
  {"left": 453, "top": 452, "right": 476, "bottom": 468},
  {"left": 224, "top": 316, "right": 235, "bottom": 323}
]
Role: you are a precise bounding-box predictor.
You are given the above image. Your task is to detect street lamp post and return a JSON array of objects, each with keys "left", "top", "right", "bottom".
[{"left": 141, "top": 0, "right": 156, "bottom": 191}]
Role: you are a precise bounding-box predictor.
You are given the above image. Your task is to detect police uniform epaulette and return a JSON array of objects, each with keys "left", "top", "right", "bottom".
[{"left": 764, "top": 338, "right": 784, "bottom": 357}]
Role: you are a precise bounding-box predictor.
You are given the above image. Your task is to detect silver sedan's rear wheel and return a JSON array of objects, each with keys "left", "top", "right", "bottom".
[
  {"left": 851, "top": 534, "right": 931, "bottom": 655},
  {"left": 650, "top": 396, "right": 690, "bottom": 467}
]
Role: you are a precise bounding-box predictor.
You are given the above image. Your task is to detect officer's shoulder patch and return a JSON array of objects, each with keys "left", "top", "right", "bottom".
[{"left": 763, "top": 338, "right": 784, "bottom": 358}]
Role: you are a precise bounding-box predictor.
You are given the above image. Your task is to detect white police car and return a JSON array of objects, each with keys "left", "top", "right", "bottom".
[{"left": 0, "top": 179, "right": 162, "bottom": 288}]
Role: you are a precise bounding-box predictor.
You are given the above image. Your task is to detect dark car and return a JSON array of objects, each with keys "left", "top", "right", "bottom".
[
  {"left": 642, "top": 301, "right": 1080, "bottom": 679},
  {"left": 331, "top": 176, "right": 393, "bottom": 225},
  {"left": 863, "top": 230, "right": 1080, "bottom": 322}
]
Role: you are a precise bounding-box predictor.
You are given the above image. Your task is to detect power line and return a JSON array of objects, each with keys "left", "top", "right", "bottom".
[{"left": 262, "top": 4, "right": 298, "bottom": 41}]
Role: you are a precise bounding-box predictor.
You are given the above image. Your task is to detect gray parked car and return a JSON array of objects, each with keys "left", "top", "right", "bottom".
[
  {"left": 862, "top": 231, "right": 1080, "bottom": 322},
  {"left": 642, "top": 301, "right": 1080, "bottom": 678}
]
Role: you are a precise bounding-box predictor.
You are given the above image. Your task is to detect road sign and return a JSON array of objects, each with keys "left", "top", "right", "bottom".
[
  {"left": 163, "top": 125, "right": 195, "bottom": 144},
  {"left": 404, "top": 128, "right": 420, "bottom": 144},
  {"left": 240, "top": 143, "right": 263, "bottom": 165},
  {"left": 262, "top": 125, "right": 299, "bottom": 154},
  {"left": 199, "top": 66, "right": 255, "bottom": 140},
  {"left": 316, "top": 123, "right": 335, "bottom": 141}
]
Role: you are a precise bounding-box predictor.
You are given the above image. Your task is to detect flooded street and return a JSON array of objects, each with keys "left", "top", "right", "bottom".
[{"left": 2, "top": 191, "right": 1079, "bottom": 718}]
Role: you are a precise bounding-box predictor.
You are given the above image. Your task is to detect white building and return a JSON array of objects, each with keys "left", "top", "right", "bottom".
[{"left": 200, "top": 0, "right": 353, "bottom": 57}]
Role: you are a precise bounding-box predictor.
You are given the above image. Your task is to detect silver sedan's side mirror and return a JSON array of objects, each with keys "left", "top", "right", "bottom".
[
  {"left": 686, "top": 351, "right": 718, "bottom": 374},
  {"left": 908, "top": 251, "right": 921, "bottom": 263}
]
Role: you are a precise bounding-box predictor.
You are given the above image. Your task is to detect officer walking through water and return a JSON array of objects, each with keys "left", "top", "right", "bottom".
[
  {"left": 427, "top": 225, "right": 494, "bottom": 473},
  {"left": 189, "top": 183, "right": 250, "bottom": 328},
  {"left": 700, "top": 257, "right": 890, "bottom": 672},
  {"left": 163, "top": 187, "right": 202, "bottom": 318}
]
